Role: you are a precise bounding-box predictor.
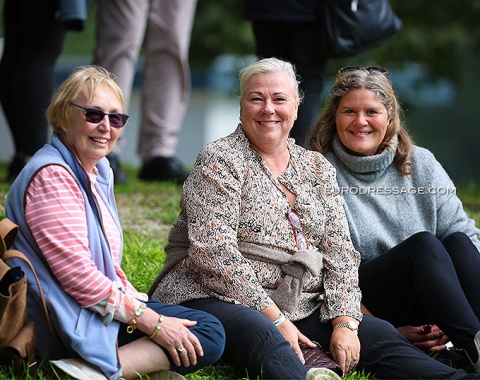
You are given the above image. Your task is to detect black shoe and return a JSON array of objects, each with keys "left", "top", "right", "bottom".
[
  {"left": 107, "top": 152, "right": 127, "bottom": 185},
  {"left": 138, "top": 156, "right": 188, "bottom": 183},
  {"left": 7, "top": 153, "right": 31, "bottom": 182}
]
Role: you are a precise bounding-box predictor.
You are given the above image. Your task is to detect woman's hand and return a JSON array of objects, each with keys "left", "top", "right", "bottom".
[
  {"left": 277, "top": 319, "right": 316, "bottom": 363},
  {"left": 397, "top": 324, "right": 448, "bottom": 352},
  {"left": 330, "top": 328, "right": 361, "bottom": 374},
  {"left": 150, "top": 315, "right": 204, "bottom": 367}
]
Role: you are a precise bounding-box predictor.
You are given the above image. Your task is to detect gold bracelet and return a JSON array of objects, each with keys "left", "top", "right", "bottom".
[
  {"left": 149, "top": 314, "right": 165, "bottom": 339},
  {"left": 127, "top": 302, "right": 147, "bottom": 334}
]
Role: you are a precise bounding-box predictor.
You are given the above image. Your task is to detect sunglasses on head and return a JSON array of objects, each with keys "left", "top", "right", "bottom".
[
  {"left": 70, "top": 102, "right": 129, "bottom": 128},
  {"left": 337, "top": 66, "right": 388, "bottom": 75}
]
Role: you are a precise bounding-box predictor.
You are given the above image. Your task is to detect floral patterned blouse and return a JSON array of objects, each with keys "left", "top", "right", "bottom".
[{"left": 150, "top": 125, "right": 362, "bottom": 322}]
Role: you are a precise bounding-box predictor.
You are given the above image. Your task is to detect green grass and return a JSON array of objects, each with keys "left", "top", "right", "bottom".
[{"left": 1, "top": 162, "right": 479, "bottom": 379}]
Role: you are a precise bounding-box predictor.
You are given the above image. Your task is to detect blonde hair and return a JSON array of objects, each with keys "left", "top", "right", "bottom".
[
  {"left": 46, "top": 65, "right": 126, "bottom": 134},
  {"left": 306, "top": 68, "right": 412, "bottom": 175},
  {"left": 238, "top": 57, "right": 303, "bottom": 104}
]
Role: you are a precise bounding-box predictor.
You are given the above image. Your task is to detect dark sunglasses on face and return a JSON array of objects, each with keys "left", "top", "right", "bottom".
[
  {"left": 337, "top": 66, "right": 388, "bottom": 75},
  {"left": 70, "top": 102, "right": 129, "bottom": 128}
]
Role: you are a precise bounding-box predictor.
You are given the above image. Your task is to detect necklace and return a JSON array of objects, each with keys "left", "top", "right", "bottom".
[{"left": 269, "top": 155, "right": 290, "bottom": 176}]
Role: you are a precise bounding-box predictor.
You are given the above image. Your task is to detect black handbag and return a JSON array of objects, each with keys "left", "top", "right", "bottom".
[{"left": 322, "top": 0, "right": 403, "bottom": 58}]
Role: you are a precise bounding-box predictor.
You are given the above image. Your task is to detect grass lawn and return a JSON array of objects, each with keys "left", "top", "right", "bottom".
[{"left": 1, "top": 163, "right": 479, "bottom": 379}]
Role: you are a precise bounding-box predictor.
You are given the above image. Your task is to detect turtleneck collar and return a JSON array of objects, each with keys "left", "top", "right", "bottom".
[{"left": 331, "top": 134, "right": 397, "bottom": 175}]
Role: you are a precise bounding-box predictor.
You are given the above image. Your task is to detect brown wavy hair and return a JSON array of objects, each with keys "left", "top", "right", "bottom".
[{"left": 306, "top": 68, "right": 413, "bottom": 175}]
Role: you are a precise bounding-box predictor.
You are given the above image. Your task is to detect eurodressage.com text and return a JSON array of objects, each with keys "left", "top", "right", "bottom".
[{"left": 325, "top": 187, "right": 457, "bottom": 195}]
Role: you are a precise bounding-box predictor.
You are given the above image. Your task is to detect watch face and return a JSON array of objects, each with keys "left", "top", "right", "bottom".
[{"left": 348, "top": 321, "right": 358, "bottom": 330}]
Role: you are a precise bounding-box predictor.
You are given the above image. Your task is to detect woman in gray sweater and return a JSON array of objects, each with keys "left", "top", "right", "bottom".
[{"left": 307, "top": 66, "right": 480, "bottom": 375}]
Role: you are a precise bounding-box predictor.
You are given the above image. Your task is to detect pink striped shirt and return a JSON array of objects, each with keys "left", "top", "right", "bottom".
[{"left": 25, "top": 165, "right": 147, "bottom": 325}]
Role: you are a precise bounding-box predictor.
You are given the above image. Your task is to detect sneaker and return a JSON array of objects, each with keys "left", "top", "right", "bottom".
[
  {"left": 138, "top": 156, "right": 188, "bottom": 183},
  {"left": 306, "top": 367, "right": 342, "bottom": 380},
  {"left": 147, "top": 370, "right": 187, "bottom": 380},
  {"left": 465, "top": 330, "right": 480, "bottom": 373}
]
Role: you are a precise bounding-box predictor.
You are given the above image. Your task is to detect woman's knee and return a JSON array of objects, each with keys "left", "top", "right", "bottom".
[
  {"left": 146, "top": 301, "right": 226, "bottom": 362},
  {"left": 191, "top": 312, "right": 226, "bottom": 362},
  {"left": 406, "top": 231, "right": 448, "bottom": 262},
  {"left": 442, "top": 231, "right": 468, "bottom": 243},
  {"left": 409, "top": 231, "right": 439, "bottom": 247},
  {"left": 442, "top": 231, "right": 474, "bottom": 255},
  {"left": 359, "top": 315, "right": 396, "bottom": 340}
]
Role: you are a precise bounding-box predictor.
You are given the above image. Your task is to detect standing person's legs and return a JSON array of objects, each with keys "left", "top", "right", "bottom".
[
  {"left": 252, "top": 20, "right": 328, "bottom": 147},
  {"left": 93, "top": 0, "right": 148, "bottom": 100},
  {"left": 0, "top": 0, "right": 22, "bottom": 150},
  {"left": 359, "top": 231, "right": 480, "bottom": 348},
  {"left": 0, "top": 0, "right": 67, "bottom": 180},
  {"left": 287, "top": 22, "right": 328, "bottom": 146},
  {"left": 138, "top": 0, "right": 197, "bottom": 182},
  {"left": 94, "top": 0, "right": 149, "bottom": 183},
  {"left": 182, "top": 298, "right": 308, "bottom": 380}
]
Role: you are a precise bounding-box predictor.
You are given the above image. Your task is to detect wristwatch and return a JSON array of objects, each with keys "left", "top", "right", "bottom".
[{"left": 333, "top": 320, "right": 358, "bottom": 331}]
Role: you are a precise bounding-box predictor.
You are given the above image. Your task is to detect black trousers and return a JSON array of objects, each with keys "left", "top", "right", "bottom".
[
  {"left": 360, "top": 231, "right": 480, "bottom": 349},
  {"left": 251, "top": 20, "right": 328, "bottom": 147},
  {"left": 0, "top": 0, "right": 67, "bottom": 157},
  {"left": 184, "top": 296, "right": 476, "bottom": 379}
]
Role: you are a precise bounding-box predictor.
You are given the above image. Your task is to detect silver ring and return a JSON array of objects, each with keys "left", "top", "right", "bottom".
[
  {"left": 352, "top": 356, "right": 358, "bottom": 362},
  {"left": 177, "top": 348, "right": 184, "bottom": 353}
]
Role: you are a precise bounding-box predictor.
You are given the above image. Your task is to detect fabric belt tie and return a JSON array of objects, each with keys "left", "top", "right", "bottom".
[{"left": 239, "top": 241, "right": 323, "bottom": 313}]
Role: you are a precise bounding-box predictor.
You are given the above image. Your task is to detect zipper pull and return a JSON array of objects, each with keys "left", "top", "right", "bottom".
[{"left": 351, "top": 0, "right": 358, "bottom": 12}]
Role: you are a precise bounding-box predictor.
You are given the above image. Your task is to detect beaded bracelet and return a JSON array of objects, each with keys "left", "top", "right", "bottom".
[
  {"left": 273, "top": 313, "right": 286, "bottom": 326},
  {"left": 149, "top": 314, "right": 165, "bottom": 339},
  {"left": 127, "top": 302, "right": 147, "bottom": 334}
]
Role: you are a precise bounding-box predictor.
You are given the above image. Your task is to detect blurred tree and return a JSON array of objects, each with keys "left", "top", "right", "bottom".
[
  {"left": 2, "top": 0, "right": 478, "bottom": 83},
  {"left": 189, "top": 0, "right": 254, "bottom": 69},
  {"left": 188, "top": 0, "right": 480, "bottom": 84},
  {"left": 370, "top": 0, "right": 480, "bottom": 81}
]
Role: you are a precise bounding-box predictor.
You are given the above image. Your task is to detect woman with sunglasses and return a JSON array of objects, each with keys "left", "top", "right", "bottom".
[
  {"left": 147, "top": 58, "right": 468, "bottom": 379},
  {"left": 5, "top": 65, "right": 225, "bottom": 379},
  {"left": 307, "top": 66, "right": 480, "bottom": 376}
]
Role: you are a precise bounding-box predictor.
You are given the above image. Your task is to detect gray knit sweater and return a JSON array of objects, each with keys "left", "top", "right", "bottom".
[{"left": 325, "top": 136, "right": 480, "bottom": 261}]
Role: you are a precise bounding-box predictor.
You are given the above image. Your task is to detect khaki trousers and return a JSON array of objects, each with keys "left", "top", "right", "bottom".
[{"left": 94, "top": 0, "right": 197, "bottom": 159}]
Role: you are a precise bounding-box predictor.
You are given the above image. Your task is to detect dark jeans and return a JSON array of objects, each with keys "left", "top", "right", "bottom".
[
  {"left": 117, "top": 300, "right": 226, "bottom": 375},
  {"left": 0, "top": 0, "right": 67, "bottom": 157},
  {"left": 252, "top": 20, "right": 328, "bottom": 147},
  {"left": 183, "top": 297, "right": 477, "bottom": 379},
  {"left": 360, "top": 231, "right": 480, "bottom": 348}
]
